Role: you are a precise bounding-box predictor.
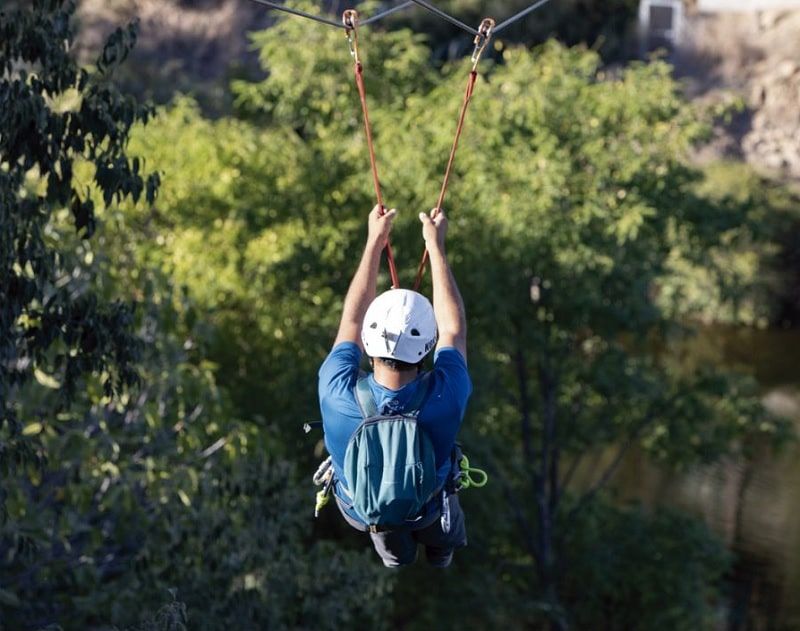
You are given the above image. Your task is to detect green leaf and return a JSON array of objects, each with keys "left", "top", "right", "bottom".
[
  {"left": 177, "top": 489, "right": 191, "bottom": 507},
  {"left": 34, "top": 368, "right": 60, "bottom": 389},
  {"left": 22, "top": 422, "right": 43, "bottom": 436}
]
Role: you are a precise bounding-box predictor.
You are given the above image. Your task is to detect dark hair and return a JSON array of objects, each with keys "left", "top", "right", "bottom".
[{"left": 374, "top": 356, "right": 424, "bottom": 372}]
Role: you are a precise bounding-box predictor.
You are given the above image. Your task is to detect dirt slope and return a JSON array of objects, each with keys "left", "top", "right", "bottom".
[
  {"left": 75, "top": 0, "right": 270, "bottom": 108},
  {"left": 682, "top": 9, "right": 800, "bottom": 181}
]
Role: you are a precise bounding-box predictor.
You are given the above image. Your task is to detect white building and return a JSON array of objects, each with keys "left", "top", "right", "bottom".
[
  {"left": 697, "top": 0, "right": 800, "bottom": 11},
  {"left": 639, "top": 0, "right": 684, "bottom": 54},
  {"left": 639, "top": 0, "right": 800, "bottom": 54}
]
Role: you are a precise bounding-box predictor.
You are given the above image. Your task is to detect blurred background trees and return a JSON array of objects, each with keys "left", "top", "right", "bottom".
[{"left": 2, "top": 1, "right": 800, "bottom": 630}]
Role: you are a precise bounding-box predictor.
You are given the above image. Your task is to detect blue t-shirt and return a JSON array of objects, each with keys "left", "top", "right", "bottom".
[{"left": 318, "top": 342, "right": 472, "bottom": 497}]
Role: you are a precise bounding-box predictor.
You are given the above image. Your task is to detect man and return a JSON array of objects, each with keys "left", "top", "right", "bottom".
[{"left": 318, "top": 204, "right": 472, "bottom": 568}]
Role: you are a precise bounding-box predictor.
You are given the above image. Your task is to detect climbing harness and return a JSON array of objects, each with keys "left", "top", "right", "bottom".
[{"left": 343, "top": 9, "right": 494, "bottom": 290}]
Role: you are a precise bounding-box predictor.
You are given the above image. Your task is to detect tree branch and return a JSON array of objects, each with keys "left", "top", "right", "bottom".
[
  {"left": 535, "top": 356, "right": 559, "bottom": 586},
  {"left": 500, "top": 476, "right": 542, "bottom": 567},
  {"left": 514, "top": 345, "right": 534, "bottom": 466},
  {"left": 559, "top": 451, "right": 585, "bottom": 493},
  {"left": 567, "top": 436, "right": 633, "bottom": 524},
  {"left": 564, "top": 404, "right": 665, "bottom": 528}
]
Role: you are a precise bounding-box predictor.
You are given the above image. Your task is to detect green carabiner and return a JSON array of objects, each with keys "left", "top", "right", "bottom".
[{"left": 459, "top": 455, "right": 488, "bottom": 489}]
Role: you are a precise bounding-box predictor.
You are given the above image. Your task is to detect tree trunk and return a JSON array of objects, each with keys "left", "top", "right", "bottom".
[
  {"left": 539, "top": 359, "right": 567, "bottom": 631},
  {"left": 514, "top": 337, "right": 568, "bottom": 630}
]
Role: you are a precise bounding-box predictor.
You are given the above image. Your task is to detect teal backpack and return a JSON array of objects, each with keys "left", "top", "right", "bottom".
[{"left": 342, "top": 374, "right": 439, "bottom": 528}]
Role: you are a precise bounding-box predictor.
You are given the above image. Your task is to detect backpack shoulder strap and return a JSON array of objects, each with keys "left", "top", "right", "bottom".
[{"left": 354, "top": 377, "right": 379, "bottom": 419}]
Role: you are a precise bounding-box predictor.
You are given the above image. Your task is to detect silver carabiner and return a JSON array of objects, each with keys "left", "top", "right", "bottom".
[{"left": 471, "top": 17, "right": 496, "bottom": 68}]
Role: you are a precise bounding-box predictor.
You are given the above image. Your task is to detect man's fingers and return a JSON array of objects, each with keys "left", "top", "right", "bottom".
[
  {"left": 419, "top": 212, "right": 432, "bottom": 225},
  {"left": 371, "top": 205, "right": 396, "bottom": 221}
]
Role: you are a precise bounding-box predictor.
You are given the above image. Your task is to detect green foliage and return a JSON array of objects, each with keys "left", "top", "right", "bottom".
[
  {"left": 659, "top": 160, "right": 800, "bottom": 326},
  {"left": 2, "top": 263, "right": 393, "bottom": 629},
  {"left": 3, "top": 3, "right": 795, "bottom": 630},
  {"left": 124, "top": 596, "right": 188, "bottom": 631},
  {"left": 1, "top": 4, "right": 392, "bottom": 630},
  {"left": 395, "top": 493, "right": 733, "bottom": 631},
  {"left": 119, "top": 98, "right": 351, "bottom": 428},
  {"left": 561, "top": 499, "right": 730, "bottom": 630},
  {"left": 117, "top": 14, "right": 789, "bottom": 627},
  {"left": 0, "top": 0, "right": 159, "bottom": 474}
]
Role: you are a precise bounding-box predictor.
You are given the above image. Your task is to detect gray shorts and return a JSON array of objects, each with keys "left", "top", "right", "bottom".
[{"left": 338, "top": 493, "right": 468, "bottom": 568}]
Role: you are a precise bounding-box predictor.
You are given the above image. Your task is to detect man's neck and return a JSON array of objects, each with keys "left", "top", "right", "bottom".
[{"left": 373, "top": 362, "right": 418, "bottom": 391}]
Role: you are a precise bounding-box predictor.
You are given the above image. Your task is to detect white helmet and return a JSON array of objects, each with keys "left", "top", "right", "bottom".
[{"left": 362, "top": 289, "right": 438, "bottom": 364}]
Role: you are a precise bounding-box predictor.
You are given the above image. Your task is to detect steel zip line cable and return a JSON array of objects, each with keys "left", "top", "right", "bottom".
[
  {"left": 248, "top": 0, "right": 415, "bottom": 29},
  {"left": 407, "top": 0, "right": 479, "bottom": 35},
  {"left": 361, "top": 1, "right": 415, "bottom": 26},
  {"left": 248, "top": 0, "right": 342, "bottom": 28},
  {"left": 494, "top": 0, "right": 555, "bottom": 34},
  {"left": 247, "top": 0, "right": 556, "bottom": 37},
  {"left": 407, "top": 0, "right": 556, "bottom": 36}
]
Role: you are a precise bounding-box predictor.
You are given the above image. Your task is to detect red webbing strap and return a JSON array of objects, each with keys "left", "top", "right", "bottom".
[
  {"left": 353, "top": 61, "right": 400, "bottom": 289},
  {"left": 412, "top": 70, "right": 479, "bottom": 291}
]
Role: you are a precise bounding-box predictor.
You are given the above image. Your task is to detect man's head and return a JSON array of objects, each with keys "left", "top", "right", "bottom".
[{"left": 362, "top": 289, "right": 437, "bottom": 370}]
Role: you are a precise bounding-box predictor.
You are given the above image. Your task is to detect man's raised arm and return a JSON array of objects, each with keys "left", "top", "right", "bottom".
[
  {"left": 334, "top": 205, "right": 397, "bottom": 349},
  {"left": 419, "top": 208, "right": 467, "bottom": 360}
]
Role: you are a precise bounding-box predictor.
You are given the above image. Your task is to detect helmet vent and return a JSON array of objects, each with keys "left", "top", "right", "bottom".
[
  {"left": 370, "top": 322, "right": 378, "bottom": 329},
  {"left": 410, "top": 328, "right": 420, "bottom": 336}
]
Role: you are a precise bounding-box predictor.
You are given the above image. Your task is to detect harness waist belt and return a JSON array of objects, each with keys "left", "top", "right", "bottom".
[{"left": 333, "top": 489, "right": 443, "bottom": 533}]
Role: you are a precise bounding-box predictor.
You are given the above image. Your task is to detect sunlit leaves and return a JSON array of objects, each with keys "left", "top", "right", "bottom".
[
  {"left": 2, "top": 7, "right": 792, "bottom": 628},
  {"left": 1, "top": 0, "right": 160, "bottom": 434}
]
